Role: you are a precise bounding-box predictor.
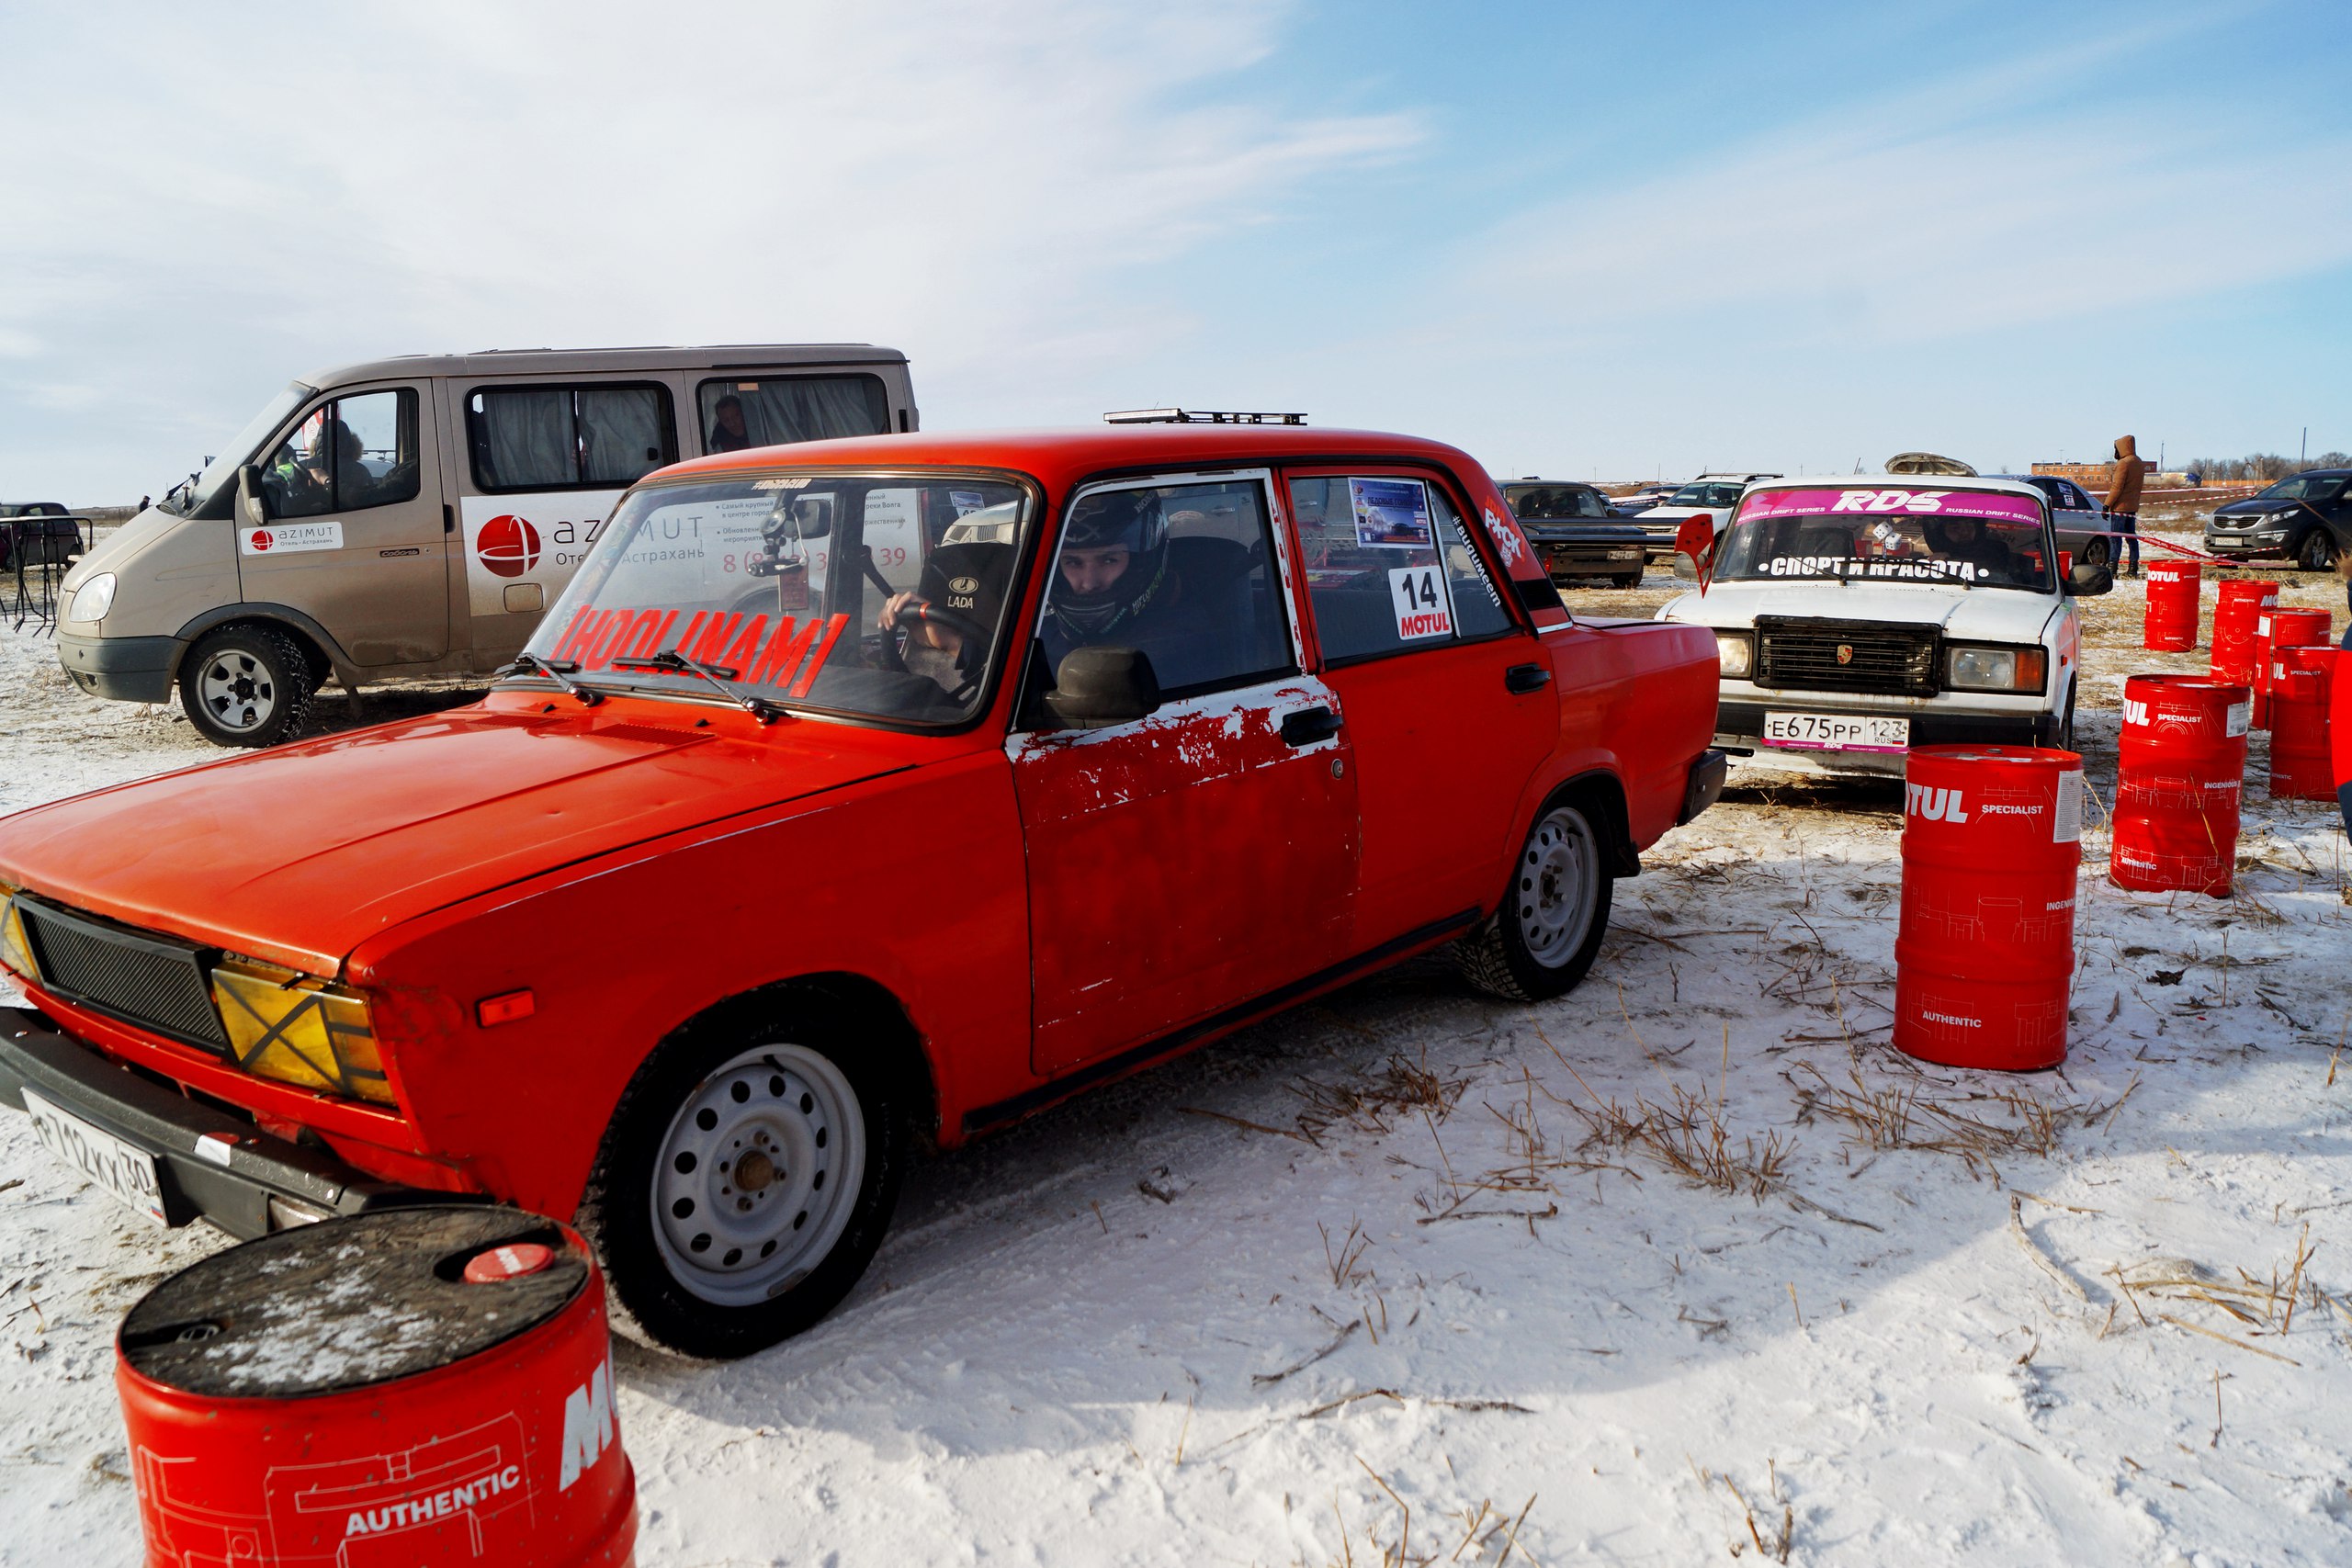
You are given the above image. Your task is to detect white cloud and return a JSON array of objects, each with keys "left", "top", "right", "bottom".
[{"left": 0, "top": 0, "right": 1419, "bottom": 496}]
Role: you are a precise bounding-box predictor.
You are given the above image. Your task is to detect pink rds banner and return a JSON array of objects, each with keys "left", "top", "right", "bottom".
[{"left": 1737, "top": 487, "right": 2043, "bottom": 526}]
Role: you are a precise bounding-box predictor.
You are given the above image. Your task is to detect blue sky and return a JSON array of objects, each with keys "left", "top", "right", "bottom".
[{"left": 2, "top": 0, "right": 2346, "bottom": 502}]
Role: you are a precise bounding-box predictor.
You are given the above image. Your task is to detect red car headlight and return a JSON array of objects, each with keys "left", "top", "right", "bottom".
[{"left": 210, "top": 958, "right": 395, "bottom": 1107}]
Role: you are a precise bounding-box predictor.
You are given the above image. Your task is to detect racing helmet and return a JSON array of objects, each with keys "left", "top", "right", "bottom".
[{"left": 1050, "top": 488, "right": 1169, "bottom": 637}]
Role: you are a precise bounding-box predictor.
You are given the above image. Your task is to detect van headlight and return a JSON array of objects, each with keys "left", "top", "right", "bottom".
[
  {"left": 70, "top": 573, "right": 116, "bottom": 624},
  {"left": 1715, "top": 631, "right": 1753, "bottom": 678},
  {"left": 210, "top": 958, "right": 394, "bottom": 1107},
  {"left": 1947, "top": 644, "right": 2047, "bottom": 693},
  {"left": 0, "top": 887, "right": 37, "bottom": 984}
]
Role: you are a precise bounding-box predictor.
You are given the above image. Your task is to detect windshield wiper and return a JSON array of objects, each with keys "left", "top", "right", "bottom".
[
  {"left": 494, "top": 652, "right": 604, "bottom": 706},
  {"left": 610, "top": 648, "right": 786, "bottom": 724}
]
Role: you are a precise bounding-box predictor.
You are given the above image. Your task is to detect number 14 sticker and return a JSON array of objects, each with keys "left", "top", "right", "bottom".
[{"left": 1389, "top": 565, "right": 1453, "bottom": 640}]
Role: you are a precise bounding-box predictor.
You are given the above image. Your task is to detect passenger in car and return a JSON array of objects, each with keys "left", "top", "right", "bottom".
[
  {"left": 1928, "top": 516, "right": 2018, "bottom": 582},
  {"left": 1039, "top": 490, "right": 1219, "bottom": 689},
  {"left": 707, "top": 395, "right": 752, "bottom": 453}
]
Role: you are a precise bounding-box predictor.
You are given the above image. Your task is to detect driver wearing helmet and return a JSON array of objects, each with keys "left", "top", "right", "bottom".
[{"left": 1037, "top": 488, "right": 1214, "bottom": 687}]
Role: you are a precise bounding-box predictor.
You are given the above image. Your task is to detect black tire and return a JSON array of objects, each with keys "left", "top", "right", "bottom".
[
  {"left": 1456, "top": 800, "right": 1614, "bottom": 1002},
  {"left": 2054, "top": 685, "right": 2077, "bottom": 752},
  {"left": 177, "top": 624, "right": 316, "bottom": 748},
  {"left": 2079, "top": 536, "right": 2110, "bottom": 569},
  {"left": 2296, "top": 529, "right": 2337, "bottom": 572},
  {"left": 577, "top": 997, "right": 907, "bottom": 1359}
]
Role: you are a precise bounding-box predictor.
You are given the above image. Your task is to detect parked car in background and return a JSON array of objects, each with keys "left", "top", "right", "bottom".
[
  {"left": 1657, "top": 477, "right": 2110, "bottom": 777},
  {"left": 1, "top": 422, "right": 1725, "bottom": 1358},
  {"left": 1634, "top": 472, "right": 1781, "bottom": 560},
  {"left": 1501, "top": 479, "right": 1650, "bottom": 587},
  {"left": 1988, "top": 474, "right": 2113, "bottom": 566},
  {"left": 54, "top": 344, "right": 918, "bottom": 748},
  {"left": 1610, "top": 483, "right": 1680, "bottom": 514},
  {"left": 0, "top": 502, "right": 81, "bottom": 575},
  {"left": 2205, "top": 468, "right": 2350, "bottom": 570}
]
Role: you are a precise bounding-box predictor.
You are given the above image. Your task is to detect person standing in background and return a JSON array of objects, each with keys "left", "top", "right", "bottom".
[{"left": 2103, "top": 434, "right": 2147, "bottom": 577}]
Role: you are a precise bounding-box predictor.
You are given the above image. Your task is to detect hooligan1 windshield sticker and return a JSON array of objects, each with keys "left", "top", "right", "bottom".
[{"left": 549, "top": 605, "right": 850, "bottom": 698}]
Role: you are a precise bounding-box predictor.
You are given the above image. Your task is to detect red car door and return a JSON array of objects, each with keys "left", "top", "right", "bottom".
[
  {"left": 1281, "top": 467, "right": 1559, "bottom": 951},
  {"left": 1013, "top": 469, "right": 1359, "bottom": 1078}
]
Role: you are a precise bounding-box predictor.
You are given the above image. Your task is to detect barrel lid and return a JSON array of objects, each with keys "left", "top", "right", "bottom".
[
  {"left": 119, "top": 1206, "right": 588, "bottom": 1400},
  {"left": 1906, "top": 743, "right": 2081, "bottom": 768}
]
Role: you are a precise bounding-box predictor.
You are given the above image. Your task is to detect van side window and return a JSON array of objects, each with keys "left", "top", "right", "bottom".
[
  {"left": 696, "top": 376, "right": 891, "bottom": 453},
  {"left": 468, "top": 384, "right": 676, "bottom": 493},
  {"left": 262, "top": 389, "right": 420, "bottom": 519},
  {"left": 1286, "top": 474, "right": 1512, "bottom": 663}
]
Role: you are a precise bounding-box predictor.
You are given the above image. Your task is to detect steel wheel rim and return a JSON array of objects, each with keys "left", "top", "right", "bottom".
[
  {"left": 1517, "top": 807, "right": 1597, "bottom": 968},
  {"left": 196, "top": 649, "right": 276, "bottom": 733},
  {"left": 650, "top": 1043, "right": 865, "bottom": 1307}
]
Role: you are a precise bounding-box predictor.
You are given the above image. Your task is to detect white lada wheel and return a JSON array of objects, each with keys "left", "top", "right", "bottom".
[{"left": 650, "top": 1044, "right": 866, "bottom": 1308}]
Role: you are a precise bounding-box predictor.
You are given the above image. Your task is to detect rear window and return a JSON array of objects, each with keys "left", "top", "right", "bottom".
[
  {"left": 1289, "top": 474, "right": 1512, "bottom": 664},
  {"left": 468, "top": 383, "right": 677, "bottom": 493},
  {"left": 697, "top": 375, "right": 891, "bottom": 454},
  {"left": 1504, "top": 484, "right": 1611, "bottom": 521}
]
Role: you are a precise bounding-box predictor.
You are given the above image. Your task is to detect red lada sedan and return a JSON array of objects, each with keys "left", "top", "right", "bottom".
[{"left": 0, "top": 424, "right": 1723, "bottom": 1356}]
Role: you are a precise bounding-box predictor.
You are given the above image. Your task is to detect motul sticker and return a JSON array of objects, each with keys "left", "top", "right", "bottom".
[
  {"left": 1904, "top": 783, "right": 1968, "bottom": 822},
  {"left": 1389, "top": 564, "right": 1453, "bottom": 639},
  {"left": 2053, "top": 771, "right": 2081, "bottom": 842},
  {"left": 239, "top": 520, "right": 342, "bottom": 555}
]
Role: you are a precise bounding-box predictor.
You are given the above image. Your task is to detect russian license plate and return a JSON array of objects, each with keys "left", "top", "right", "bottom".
[
  {"left": 1760, "top": 711, "right": 1910, "bottom": 753},
  {"left": 23, "top": 1089, "right": 167, "bottom": 1224}
]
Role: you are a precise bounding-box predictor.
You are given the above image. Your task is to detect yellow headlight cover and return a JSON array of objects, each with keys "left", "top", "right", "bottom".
[
  {"left": 210, "top": 959, "right": 394, "bottom": 1107},
  {"left": 0, "top": 894, "right": 37, "bottom": 985}
]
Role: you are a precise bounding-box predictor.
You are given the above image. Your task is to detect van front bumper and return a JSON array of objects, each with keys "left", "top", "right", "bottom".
[
  {"left": 57, "top": 632, "right": 181, "bottom": 704},
  {"left": 0, "top": 1005, "right": 462, "bottom": 1239}
]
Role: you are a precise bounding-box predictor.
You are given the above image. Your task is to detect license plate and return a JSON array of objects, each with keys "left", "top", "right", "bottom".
[
  {"left": 23, "top": 1089, "right": 167, "bottom": 1224},
  {"left": 1760, "top": 711, "right": 1910, "bottom": 753}
]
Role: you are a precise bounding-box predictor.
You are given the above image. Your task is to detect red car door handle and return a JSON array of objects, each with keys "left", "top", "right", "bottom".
[
  {"left": 1280, "top": 706, "right": 1341, "bottom": 746},
  {"left": 1505, "top": 663, "right": 1552, "bottom": 694}
]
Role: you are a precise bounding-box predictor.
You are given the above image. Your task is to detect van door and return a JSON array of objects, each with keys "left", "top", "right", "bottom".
[
  {"left": 240, "top": 384, "right": 449, "bottom": 665},
  {"left": 454, "top": 378, "right": 682, "bottom": 664}
]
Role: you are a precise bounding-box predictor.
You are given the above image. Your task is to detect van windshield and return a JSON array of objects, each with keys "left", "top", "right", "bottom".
[
  {"left": 515, "top": 471, "right": 1032, "bottom": 726},
  {"left": 166, "top": 381, "right": 313, "bottom": 516},
  {"left": 1715, "top": 487, "right": 2054, "bottom": 592}
]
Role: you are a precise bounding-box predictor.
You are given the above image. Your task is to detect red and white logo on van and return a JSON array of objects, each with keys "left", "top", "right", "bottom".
[
  {"left": 476, "top": 514, "right": 543, "bottom": 579},
  {"left": 248, "top": 530, "right": 272, "bottom": 552}
]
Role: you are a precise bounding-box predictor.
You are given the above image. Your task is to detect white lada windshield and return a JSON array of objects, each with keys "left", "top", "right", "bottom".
[
  {"left": 517, "top": 472, "right": 1033, "bottom": 724},
  {"left": 1715, "top": 487, "right": 2055, "bottom": 592}
]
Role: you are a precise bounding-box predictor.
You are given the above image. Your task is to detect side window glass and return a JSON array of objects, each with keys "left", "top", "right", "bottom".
[
  {"left": 262, "top": 389, "right": 418, "bottom": 518},
  {"left": 698, "top": 375, "right": 890, "bottom": 452},
  {"left": 1577, "top": 488, "right": 1611, "bottom": 518},
  {"left": 468, "top": 384, "right": 675, "bottom": 492},
  {"left": 1289, "top": 475, "right": 1461, "bottom": 662},
  {"left": 1036, "top": 479, "right": 1293, "bottom": 703},
  {"left": 1428, "top": 484, "right": 1512, "bottom": 638}
]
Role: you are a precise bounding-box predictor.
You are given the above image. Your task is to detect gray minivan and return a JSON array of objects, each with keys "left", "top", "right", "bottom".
[{"left": 57, "top": 344, "right": 917, "bottom": 745}]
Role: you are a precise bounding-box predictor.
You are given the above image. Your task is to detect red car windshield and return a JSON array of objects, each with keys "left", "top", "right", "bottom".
[
  {"left": 519, "top": 472, "right": 1033, "bottom": 724},
  {"left": 1715, "top": 487, "right": 2054, "bottom": 591}
]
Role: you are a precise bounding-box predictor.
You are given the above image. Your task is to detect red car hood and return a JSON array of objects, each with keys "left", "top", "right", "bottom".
[{"left": 0, "top": 704, "right": 914, "bottom": 974}]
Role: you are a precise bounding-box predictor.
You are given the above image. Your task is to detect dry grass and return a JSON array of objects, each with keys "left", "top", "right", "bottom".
[{"left": 1791, "top": 1059, "right": 2140, "bottom": 1174}]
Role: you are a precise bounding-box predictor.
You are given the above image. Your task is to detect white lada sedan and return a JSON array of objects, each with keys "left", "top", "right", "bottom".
[{"left": 1657, "top": 477, "right": 2112, "bottom": 777}]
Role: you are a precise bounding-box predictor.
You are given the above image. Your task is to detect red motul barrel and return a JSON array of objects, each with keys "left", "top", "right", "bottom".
[
  {"left": 2270, "top": 645, "right": 2338, "bottom": 800},
  {"left": 116, "top": 1208, "right": 636, "bottom": 1568},
  {"left": 2253, "top": 606, "right": 2331, "bottom": 729},
  {"left": 2142, "top": 558, "right": 2201, "bottom": 651},
  {"left": 2111, "top": 674, "right": 2249, "bottom": 896},
  {"left": 2335, "top": 636, "right": 2352, "bottom": 797},
  {"left": 2211, "top": 579, "right": 2278, "bottom": 688},
  {"left": 1894, "top": 745, "right": 2083, "bottom": 1071}
]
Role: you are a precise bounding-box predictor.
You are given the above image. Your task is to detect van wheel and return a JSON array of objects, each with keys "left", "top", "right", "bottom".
[
  {"left": 1457, "top": 801, "right": 1613, "bottom": 1002},
  {"left": 579, "top": 1003, "right": 905, "bottom": 1359},
  {"left": 178, "top": 626, "right": 316, "bottom": 748}
]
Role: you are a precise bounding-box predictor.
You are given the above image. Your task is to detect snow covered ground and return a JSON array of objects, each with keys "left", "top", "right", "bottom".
[{"left": 3, "top": 536, "right": 2349, "bottom": 1566}]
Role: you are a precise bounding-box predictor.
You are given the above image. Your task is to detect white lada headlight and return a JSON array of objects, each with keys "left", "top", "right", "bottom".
[
  {"left": 1715, "top": 631, "right": 1753, "bottom": 678},
  {"left": 70, "top": 573, "right": 116, "bottom": 624}
]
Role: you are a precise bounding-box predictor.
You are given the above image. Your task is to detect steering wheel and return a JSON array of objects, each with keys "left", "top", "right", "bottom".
[{"left": 888, "top": 596, "right": 991, "bottom": 649}]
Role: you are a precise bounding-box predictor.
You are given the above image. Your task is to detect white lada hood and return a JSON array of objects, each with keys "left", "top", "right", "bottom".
[{"left": 1659, "top": 581, "right": 2060, "bottom": 643}]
